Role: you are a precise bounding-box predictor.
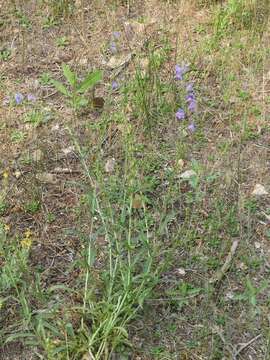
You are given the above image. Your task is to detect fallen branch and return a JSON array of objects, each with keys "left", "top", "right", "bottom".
[
  {"left": 233, "top": 334, "right": 262, "bottom": 359},
  {"left": 210, "top": 239, "right": 239, "bottom": 284},
  {"left": 52, "top": 167, "right": 81, "bottom": 174}
]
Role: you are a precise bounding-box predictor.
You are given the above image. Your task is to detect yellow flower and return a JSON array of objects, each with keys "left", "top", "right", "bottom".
[
  {"left": 2, "top": 171, "right": 9, "bottom": 179},
  {"left": 4, "top": 224, "right": 10, "bottom": 233},
  {"left": 24, "top": 229, "right": 32, "bottom": 238},
  {"left": 21, "top": 238, "right": 32, "bottom": 249}
]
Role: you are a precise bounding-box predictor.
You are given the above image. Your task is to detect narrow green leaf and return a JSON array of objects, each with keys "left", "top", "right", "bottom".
[
  {"left": 114, "top": 326, "right": 129, "bottom": 338},
  {"left": 5, "top": 332, "right": 35, "bottom": 343},
  {"left": 62, "top": 63, "right": 77, "bottom": 87},
  {"left": 51, "top": 345, "right": 69, "bottom": 355},
  {"left": 65, "top": 322, "right": 75, "bottom": 337},
  {"left": 51, "top": 79, "right": 70, "bottom": 97},
  {"left": 42, "top": 320, "right": 62, "bottom": 335},
  {"left": 48, "top": 284, "right": 75, "bottom": 293},
  {"left": 77, "top": 70, "right": 102, "bottom": 93}
]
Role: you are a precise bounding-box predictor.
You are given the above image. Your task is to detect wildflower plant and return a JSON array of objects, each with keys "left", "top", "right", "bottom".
[
  {"left": 109, "top": 31, "right": 121, "bottom": 54},
  {"left": 3, "top": 92, "right": 37, "bottom": 106},
  {"left": 15, "top": 92, "right": 24, "bottom": 105},
  {"left": 51, "top": 63, "right": 102, "bottom": 111},
  {"left": 112, "top": 80, "right": 119, "bottom": 91},
  {"left": 128, "top": 41, "right": 173, "bottom": 132},
  {"left": 175, "top": 63, "right": 197, "bottom": 133}
]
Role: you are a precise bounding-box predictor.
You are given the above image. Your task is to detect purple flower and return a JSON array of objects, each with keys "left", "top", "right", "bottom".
[
  {"left": 112, "top": 81, "right": 119, "bottom": 90},
  {"left": 186, "top": 83, "right": 194, "bottom": 93},
  {"left": 113, "top": 31, "right": 121, "bottom": 39},
  {"left": 188, "top": 99, "right": 197, "bottom": 112},
  {"left": 186, "top": 86, "right": 197, "bottom": 112},
  {"left": 27, "top": 93, "right": 37, "bottom": 102},
  {"left": 187, "top": 123, "right": 196, "bottom": 132},
  {"left": 175, "top": 64, "right": 189, "bottom": 81},
  {"left": 186, "top": 92, "right": 195, "bottom": 102},
  {"left": 14, "top": 93, "right": 24, "bottom": 105},
  {"left": 176, "top": 108, "right": 185, "bottom": 120},
  {"left": 110, "top": 41, "right": 117, "bottom": 53}
]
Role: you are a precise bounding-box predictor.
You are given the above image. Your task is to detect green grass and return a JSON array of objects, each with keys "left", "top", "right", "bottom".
[{"left": 0, "top": 0, "right": 270, "bottom": 358}]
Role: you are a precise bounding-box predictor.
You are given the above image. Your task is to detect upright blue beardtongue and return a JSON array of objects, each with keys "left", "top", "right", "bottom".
[
  {"left": 27, "top": 94, "right": 37, "bottom": 102},
  {"left": 112, "top": 81, "right": 119, "bottom": 90},
  {"left": 175, "top": 64, "right": 189, "bottom": 81},
  {"left": 186, "top": 83, "right": 197, "bottom": 113},
  {"left": 187, "top": 123, "right": 196, "bottom": 132},
  {"left": 176, "top": 108, "right": 185, "bottom": 120},
  {"left": 110, "top": 41, "right": 117, "bottom": 54},
  {"left": 15, "top": 93, "right": 24, "bottom": 105}
]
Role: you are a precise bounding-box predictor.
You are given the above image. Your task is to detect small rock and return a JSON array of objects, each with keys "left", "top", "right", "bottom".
[
  {"left": 176, "top": 268, "right": 186, "bottom": 276},
  {"left": 107, "top": 53, "right": 132, "bottom": 69},
  {"left": 177, "top": 159, "right": 184, "bottom": 170},
  {"left": 225, "top": 291, "right": 234, "bottom": 300},
  {"left": 62, "top": 146, "right": 75, "bottom": 156},
  {"left": 237, "top": 261, "right": 248, "bottom": 271},
  {"left": 180, "top": 169, "right": 197, "bottom": 180},
  {"left": 14, "top": 170, "right": 22, "bottom": 178},
  {"left": 51, "top": 123, "right": 60, "bottom": 131},
  {"left": 105, "top": 158, "right": 116, "bottom": 173},
  {"left": 251, "top": 183, "right": 268, "bottom": 196},
  {"left": 24, "top": 124, "right": 33, "bottom": 131},
  {"left": 254, "top": 241, "right": 261, "bottom": 249},
  {"left": 36, "top": 172, "right": 57, "bottom": 184},
  {"left": 79, "top": 57, "right": 88, "bottom": 66}
]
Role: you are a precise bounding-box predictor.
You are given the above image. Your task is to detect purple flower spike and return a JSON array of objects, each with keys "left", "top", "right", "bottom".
[
  {"left": 176, "top": 108, "right": 185, "bottom": 120},
  {"left": 175, "top": 64, "right": 189, "bottom": 81},
  {"left": 27, "top": 94, "right": 37, "bottom": 102},
  {"left": 188, "top": 123, "right": 196, "bottom": 132},
  {"left": 188, "top": 99, "right": 197, "bottom": 112},
  {"left": 175, "top": 65, "right": 183, "bottom": 80},
  {"left": 112, "top": 81, "right": 119, "bottom": 90},
  {"left": 113, "top": 31, "right": 121, "bottom": 39},
  {"left": 110, "top": 41, "right": 117, "bottom": 53},
  {"left": 15, "top": 93, "right": 24, "bottom": 105},
  {"left": 186, "top": 92, "right": 195, "bottom": 102}
]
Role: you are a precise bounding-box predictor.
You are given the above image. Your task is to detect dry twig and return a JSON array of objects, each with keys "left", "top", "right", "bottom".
[{"left": 210, "top": 240, "right": 239, "bottom": 284}]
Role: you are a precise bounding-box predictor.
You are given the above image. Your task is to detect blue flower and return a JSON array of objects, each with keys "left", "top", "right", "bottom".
[
  {"left": 112, "top": 81, "right": 119, "bottom": 90},
  {"left": 27, "top": 93, "right": 36, "bottom": 102},
  {"left": 176, "top": 108, "right": 185, "bottom": 120},
  {"left": 186, "top": 92, "right": 195, "bottom": 102},
  {"left": 186, "top": 83, "right": 194, "bottom": 93},
  {"left": 188, "top": 99, "right": 197, "bottom": 112},
  {"left": 110, "top": 41, "right": 117, "bottom": 53},
  {"left": 14, "top": 93, "right": 24, "bottom": 105},
  {"left": 175, "top": 64, "right": 189, "bottom": 80},
  {"left": 187, "top": 123, "right": 196, "bottom": 132},
  {"left": 113, "top": 31, "right": 121, "bottom": 39},
  {"left": 186, "top": 85, "right": 197, "bottom": 113}
]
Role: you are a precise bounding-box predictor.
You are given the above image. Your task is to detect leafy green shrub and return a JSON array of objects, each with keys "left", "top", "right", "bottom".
[{"left": 51, "top": 64, "right": 102, "bottom": 111}]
